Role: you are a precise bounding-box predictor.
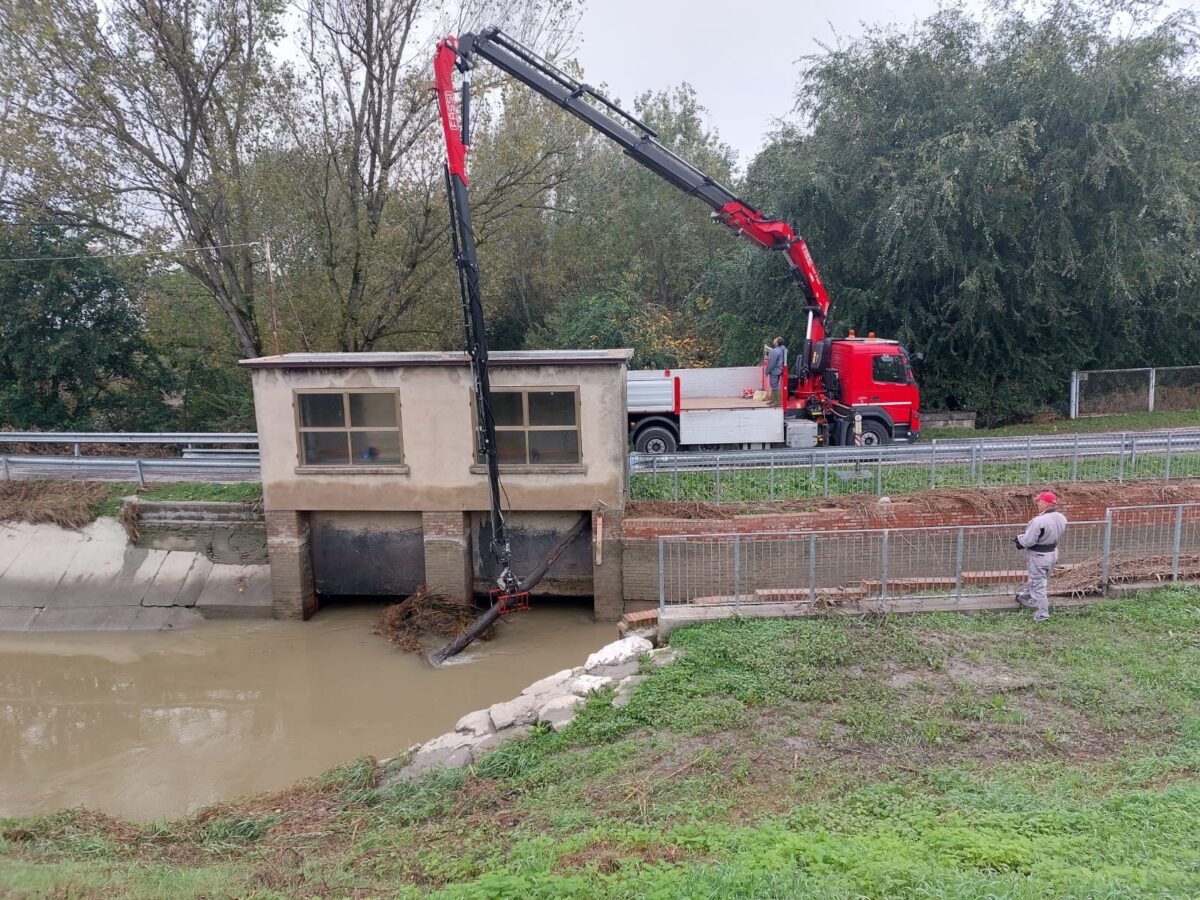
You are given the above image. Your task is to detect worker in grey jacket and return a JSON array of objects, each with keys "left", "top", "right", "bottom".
[
  {"left": 766, "top": 337, "right": 787, "bottom": 407},
  {"left": 1014, "top": 490, "right": 1068, "bottom": 622}
]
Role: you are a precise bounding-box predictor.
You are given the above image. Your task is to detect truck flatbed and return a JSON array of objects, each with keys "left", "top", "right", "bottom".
[{"left": 680, "top": 396, "right": 770, "bottom": 411}]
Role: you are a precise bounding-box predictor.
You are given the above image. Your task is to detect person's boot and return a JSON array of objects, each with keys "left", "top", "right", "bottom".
[{"left": 1015, "top": 593, "right": 1035, "bottom": 609}]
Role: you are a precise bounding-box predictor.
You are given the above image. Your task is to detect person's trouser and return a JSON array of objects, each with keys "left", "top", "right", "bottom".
[{"left": 1017, "top": 550, "right": 1057, "bottom": 619}]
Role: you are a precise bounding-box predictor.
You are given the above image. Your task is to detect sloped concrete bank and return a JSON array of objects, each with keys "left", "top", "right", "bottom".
[
  {"left": 0, "top": 517, "right": 271, "bottom": 631},
  {"left": 388, "top": 634, "right": 679, "bottom": 780}
]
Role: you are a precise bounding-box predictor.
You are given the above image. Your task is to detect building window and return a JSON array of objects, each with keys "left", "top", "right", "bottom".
[
  {"left": 296, "top": 391, "right": 403, "bottom": 466},
  {"left": 481, "top": 388, "right": 580, "bottom": 465}
]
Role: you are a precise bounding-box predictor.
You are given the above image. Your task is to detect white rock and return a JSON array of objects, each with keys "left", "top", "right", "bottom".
[
  {"left": 419, "top": 731, "right": 475, "bottom": 754},
  {"left": 612, "top": 674, "right": 646, "bottom": 709},
  {"left": 520, "top": 667, "right": 579, "bottom": 698},
  {"left": 584, "top": 636, "right": 653, "bottom": 671},
  {"left": 538, "top": 695, "right": 583, "bottom": 730},
  {"left": 454, "top": 709, "right": 493, "bottom": 736},
  {"left": 488, "top": 694, "right": 540, "bottom": 731},
  {"left": 568, "top": 673, "right": 613, "bottom": 696}
]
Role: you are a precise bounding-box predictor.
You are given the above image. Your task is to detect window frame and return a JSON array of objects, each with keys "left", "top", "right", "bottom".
[
  {"left": 871, "top": 353, "right": 909, "bottom": 385},
  {"left": 293, "top": 388, "right": 405, "bottom": 469},
  {"left": 477, "top": 386, "right": 583, "bottom": 467}
]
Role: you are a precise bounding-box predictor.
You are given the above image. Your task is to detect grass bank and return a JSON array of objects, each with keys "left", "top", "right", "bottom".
[
  {"left": 4, "top": 586, "right": 1199, "bottom": 897},
  {"left": 0, "top": 481, "right": 263, "bottom": 527},
  {"left": 923, "top": 408, "right": 1200, "bottom": 441}
]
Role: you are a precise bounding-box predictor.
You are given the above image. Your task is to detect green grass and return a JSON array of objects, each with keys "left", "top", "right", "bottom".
[
  {"left": 924, "top": 408, "right": 1200, "bottom": 441},
  {"left": 4, "top": 586, "right": 1200, "bottom": 897},
  {"left": 136, "top": 481, "right": 262, "bottom": 504},
  {"left": 629, "top": 451, "right": 1200, "bottom": 503}
]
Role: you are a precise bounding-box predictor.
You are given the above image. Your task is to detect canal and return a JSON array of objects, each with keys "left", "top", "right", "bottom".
[{"left": 1, "top": 602, "right": 611, "bottom": 821}]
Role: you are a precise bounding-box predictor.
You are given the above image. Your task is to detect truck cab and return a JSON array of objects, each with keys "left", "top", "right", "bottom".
[{"left": 826, "top": 338, "right": 920, "bottom": 444}]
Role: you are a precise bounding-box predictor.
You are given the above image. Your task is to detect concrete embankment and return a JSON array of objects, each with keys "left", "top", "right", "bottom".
[{"left": 0, "top": 517, "right": 270, "bottom": 631}]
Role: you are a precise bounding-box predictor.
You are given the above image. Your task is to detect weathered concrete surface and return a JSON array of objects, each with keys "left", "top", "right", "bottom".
[
  {"left": 389, "top": 633, "right": 661, "bottom": 783},
  {"left": 0, "top": 519, "right": 271, "bottom": 631}
]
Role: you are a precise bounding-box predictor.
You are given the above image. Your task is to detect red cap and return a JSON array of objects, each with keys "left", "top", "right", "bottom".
[{"left": 1036, "top": 491, "right": 1058, "bottom": 504}]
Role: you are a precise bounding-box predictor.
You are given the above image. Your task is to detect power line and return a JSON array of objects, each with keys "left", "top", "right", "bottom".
[{"left": 0, "top": 240, "right": 263, "bottom": 264}]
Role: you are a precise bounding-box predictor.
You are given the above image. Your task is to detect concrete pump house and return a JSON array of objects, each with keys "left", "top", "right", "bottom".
[{"left": 240, "top": 350, "right": 632, "bottom": 621}]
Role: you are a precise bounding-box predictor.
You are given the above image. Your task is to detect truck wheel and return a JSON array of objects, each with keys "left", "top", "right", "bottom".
[
  {"left": 635, "top": 426, "right": 677, "bottom": 454},
  {"left": 859, "top": 421, "right": 890, "bottom": 446}
]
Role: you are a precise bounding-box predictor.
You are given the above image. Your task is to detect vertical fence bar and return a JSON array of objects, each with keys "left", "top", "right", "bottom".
[
  {"left": 715, "top": 456, "right": 722, "bottom": 504},
  {"left": 977, "top": 442, "right": 985, "bottom": 487},
  {"left": 1165, "top": 433, "right": 1173, "bottom": 481},
  {"left": 1071, "top": 434, "right": 1079, "bottom": 482},
  {"left": 672, "top": 466, "right": 679, "bottom": 501},
  {"left": 808, "top": 534, "right": 817, "bottom": 604},
  {"left": 1117, "top": 435, "right": 1125, "bottom": 484},
  {"left": 1100, "top": 509, "right": 1113, "bottom": 596},
  {"left": 880, "top": 530, "right": 889, "bottom": 604},
  {"left": 823, "top": 455, "right": 829, "bottom": 497},
  {"left": 769, "top": 456, "right": 775, "bottom": 501},
  {"left": 1148, "top": 367, "right": 1156, "bottom": 413},
  {"left": 1130, "top": 436, "right": 1137, "bottom": 479},
  {"left": 954, "top": 527, "right": 964, "bottom": 603},
  {"left": 876, "top": 449, "right": 884, "bottom": 495},
  {"left": 657, "top": 536, "right": 665, "bottom": 612},
  {"left": 929, "top": 440, "right": 937, "bottom": 490},
  {"left": 135, "top": 459, "right": 145, "bottom": 487},
  {"left": 1069, "top": 369, "right": 1079, "bottom": 419},
  {"left": 1025, "top": 436, "right": 1032, "bottom": 485},
  {"left": 733, "top": 535, "right": 741, "bottom": 610},
  {"left": 1172, "top": 504, "right": 1183, "bottom": 581}
]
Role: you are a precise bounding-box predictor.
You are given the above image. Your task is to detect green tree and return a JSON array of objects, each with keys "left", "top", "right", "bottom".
[
  {"left": 0, "top": 223, "right": 173, "bottom": 430},
  {"left": 721, "top": 0, "right": 1200, "bottom": 423}
]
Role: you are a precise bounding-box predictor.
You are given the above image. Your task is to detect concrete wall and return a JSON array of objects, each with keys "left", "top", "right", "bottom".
[
  {"left": 309, "top": 511, "right": 424, "bottom": 596},
  {"left": 130, "top": 499, "right": 268, "bottom": 565}
]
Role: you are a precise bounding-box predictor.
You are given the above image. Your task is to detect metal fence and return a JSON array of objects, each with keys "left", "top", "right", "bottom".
[
  {"left": 630, "top": 432, "right": 1200, "bottom": 504},
  {"left": 1070, "top": 365, "right": 1200, "bottom": 418},
  {"left": 0, "top": 456, "right": 260, "bottom": 485},
  {"left": 658, "top": 502, "right": 1200, "bottom": 612}
]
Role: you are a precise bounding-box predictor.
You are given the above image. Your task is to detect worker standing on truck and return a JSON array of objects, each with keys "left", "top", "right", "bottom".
[
  {"left": 767, "top": 337, "right": 787, "bottom": 407},
  {"left": 1014, "top": 490, "right": 1067, "bottom": 622}
]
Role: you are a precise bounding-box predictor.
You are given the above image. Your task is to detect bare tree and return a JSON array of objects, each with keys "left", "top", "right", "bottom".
[{"left": 3, "top": 0, "right": 286, "bottom": 358}]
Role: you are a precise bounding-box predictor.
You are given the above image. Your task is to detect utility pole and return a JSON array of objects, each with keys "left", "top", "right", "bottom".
[{"left": 263, "top": 234, "right": 280, "bottom": 355}]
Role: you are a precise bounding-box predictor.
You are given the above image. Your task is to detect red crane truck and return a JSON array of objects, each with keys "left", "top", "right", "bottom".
[{"left": 434, "top": 28, "right": 921, "bottom": 453}]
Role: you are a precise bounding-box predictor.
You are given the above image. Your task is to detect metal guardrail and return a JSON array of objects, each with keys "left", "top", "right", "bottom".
[
  {"left": 0, "top": 456, "right": 260, "bottom": 486},
  {"left": 630, "top": 431, "right": 1200, "bottom": 503},
  {"left": 0, "top": 431, "right": 257, "bottom": 451},
  {"left": 658, "top": 502, "right": 1200, "bottom": 611}
]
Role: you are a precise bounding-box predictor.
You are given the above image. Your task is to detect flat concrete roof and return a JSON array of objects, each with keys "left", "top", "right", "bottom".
[{"left": 239, "top": 349, "right": 634, "bottom": 369}]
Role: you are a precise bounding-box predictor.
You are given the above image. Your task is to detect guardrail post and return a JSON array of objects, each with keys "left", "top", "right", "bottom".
[
  {"left": 135, "top": 459, "right": 146, "bottom": 487},
  {"left": 1130, "top": 436, "right": 1137, "bottom": 477},
  {"left": 1025, "top": 436, "right": 1032, "bottom": 485},
  {"left": 73, "top": 442, "right": 80, "bottom": 457},
  {"left": 808, "top": 534, "right": 817, "bottom": 604},
  {"left": 715, "top": 456, "right": 722, "bottom": 504},
  {"left": 876, "top": 449, "right": 884, "bottom": 495},
  {"left": 1100, "top": 509, "right": 1113, "bottom": 596},
  {"left": 733, "top": 535, "right": 741, "bottom": 611},
  {"left": 976, "top": 442, "right": 985, "bottom": 487},
  {"left": 954, "top": 527, "right": 964, "bottom": 603},
  {"left": 1069, "top": 369, "right": 1079, "bottom": 419},
  {"left": 1165, "top": 433, "right": 1173, "bottom": 481},
  {"left": 880, "top": 529, "right": 889, "bottom": 604},
  {"left": 1117, "top": 434, "right": 1125, "bottom": 484},
  {"left": 769, "top": 456, "right": 775, "bottom": 501},
  {"left": 1172, "top": 504, "right": 1183, "bottom": 580},
  {"left": 929, "top": 440, "right": 937, "bottom": 491},
  {"left": 658, "top": 535, "right": 665, "bottom": 613},
  {"left": 2, "top": 456, "right": 9, "bottom": 481},
  {"left": 1071, "top": 434, "right": 1079, "bottom": 482},
  {"left": 1148, "top": 367, "right": 1156, "bottom": 413}
]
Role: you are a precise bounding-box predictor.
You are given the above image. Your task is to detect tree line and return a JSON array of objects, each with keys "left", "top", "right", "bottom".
[{"left": 1, "top": 0, "right": 1196, "bottom": 430}]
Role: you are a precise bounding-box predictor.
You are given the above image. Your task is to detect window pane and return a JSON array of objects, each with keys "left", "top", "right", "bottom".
[
  {"left": 349, "top": 392, "right": 397, "bottom": 427},
  {"left": 872, "top": 354, "right": 907, "bottom": 384},
  {"left": 495, "top": 430, "right": 527, "bottom": 464},
  {"left": 299, "top": 393, "right": 345, "bottom": 427},
  {"left": 528, "top": 430, "right": 579, "bottom": 464},
  {"left": 302, "top": 431, "right": 349, "bottom": 465},
  {"left": 351, "top": 431, "right": 402, "bottom": 465},
  {"left": 528, "top": 390, "right": 576, "bottom": 426},
  {"left": 490, "top": 392, "right": 523, "bottom": 427}
]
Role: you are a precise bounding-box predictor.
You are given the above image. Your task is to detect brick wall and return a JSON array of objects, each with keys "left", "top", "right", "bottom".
[
  {"left": 423, "top": 511, "right": 472, "bottom": 602},
  {"left": 265, "top": 510, "right": 318, "bottom": 619}
]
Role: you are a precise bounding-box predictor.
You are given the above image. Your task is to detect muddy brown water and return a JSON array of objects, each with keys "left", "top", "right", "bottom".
[{"left": 0, "top": 602, "right": 611, "bottom": 821}]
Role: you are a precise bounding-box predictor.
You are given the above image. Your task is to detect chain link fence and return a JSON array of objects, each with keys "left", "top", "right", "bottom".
[
  {"left": 658, "top": 502, "right": 1200, "bottom": 611},
  {"left": 1070, "top": 365, "right": 1200, "bottom": 418},
  {"left": 630, "top": 433, "right": 1200, "bottom": 504}
]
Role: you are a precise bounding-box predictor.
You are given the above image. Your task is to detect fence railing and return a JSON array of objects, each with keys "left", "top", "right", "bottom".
[
  {"left": 0, "top": 456, "right": 260, "bottom": 486},
  {"left": 1070, "top": 365, "right": 1200, "bottom": 418},
  {"left": 630, "top": 432, "right": 1200, "bottom": 504},
  {"left": 658, "top": 502, "right": 1200, "bottom": 612}
]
